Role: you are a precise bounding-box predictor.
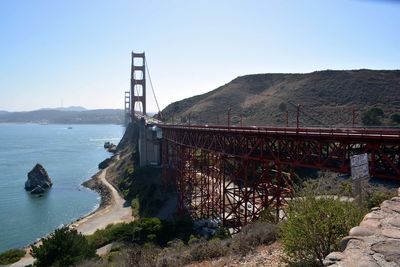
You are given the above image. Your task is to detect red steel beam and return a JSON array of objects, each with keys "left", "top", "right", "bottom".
[{"left": 160, "top": 124, "right": 400, "bottom": 231}]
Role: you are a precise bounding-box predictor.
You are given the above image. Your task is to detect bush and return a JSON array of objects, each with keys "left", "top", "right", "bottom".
[
  {"left": 31, "top": 227, "right": 96, "bottom": 267},
  {"left": 279, "top": 190, "right": 363, "bottom": 266},
  {"left": 361, "top": 107, "right": 384, "bottom": 126},
  {"left": 131, "top": 197, "right": 140, "bottom": 217},
  {"left": 0, "top": 249, "right": 25, "bottom": 265},
  {"left": 87, "top": 218, "right": 163, "bottom": 248},
  {"left": 365, "top": 191, "right": 397, "bottom": 209},
  {"left": 189, "top": 239, "right": 228, "bottom": 262},
  {"left": 390, "top": 113, "right": 400, "bottom": 124},
  {"left": 87, "top": 218, "right": 194, "bottom": 250},
  {"left": 278, "top": 102, "right": 287, "bottom": 112},
  {"left": 230, "top": 221, "right": 277, "bottom": 256}
]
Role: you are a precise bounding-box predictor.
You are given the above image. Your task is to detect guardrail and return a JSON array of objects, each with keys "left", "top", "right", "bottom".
[{"left": 158, "top": 123, "right": 400, "bottom": 140}]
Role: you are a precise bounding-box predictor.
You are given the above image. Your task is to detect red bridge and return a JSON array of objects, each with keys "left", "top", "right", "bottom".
[
  {"left": 127, "top": 51, "right": 400, "bottom": 231},
  {"left": 159, "top": 124, "right": 400, "bottom": 231}
]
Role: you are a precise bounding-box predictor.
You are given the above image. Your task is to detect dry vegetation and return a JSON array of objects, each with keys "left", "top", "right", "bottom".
[{"left": 159, "top": 70, "right": 400, "bottom": 127}]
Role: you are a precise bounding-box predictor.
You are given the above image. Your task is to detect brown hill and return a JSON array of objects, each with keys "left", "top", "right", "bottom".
[{"left": 159, "top": 69, "right": 400, "bottom": 127}]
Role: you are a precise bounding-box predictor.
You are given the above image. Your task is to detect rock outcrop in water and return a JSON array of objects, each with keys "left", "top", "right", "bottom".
[{"left": 25, "top": 164, "right": 52, "bottom": 194}]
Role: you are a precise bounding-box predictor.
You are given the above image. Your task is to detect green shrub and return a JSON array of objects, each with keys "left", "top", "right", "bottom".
[
  {"left": 87, "top": 218, "right": 193, "bottom": 249},
  {"left": 213, "top": 226, "right": 231, "bottom": 240},
  {"left": 279, "top": 191, "right": 363, "bottom": 266},
  {"left": 361, "top": 107, "right": 384, "bottom": 126},
  {"left": 390, "top": 113, "right": 400, "bottom": 124},
  {"left": 131, "top": 197, "right": 140, "bottom": 217},
  {"left": 0, "top": 249, "right": 25, "bottom": 265},
  {"left": 338, "top": 181, "right": 352, "bottom": 196},
  {"left": 188, "top": 235, "right": 200, "bottom": 245},
  {"left": 87, "top": 218, "right": 162, "bottom": 248},
  {"left": 31, "top": 227, "right": 96, "bottom": 267},
  {"left": 278, "top": 102, "right": 287, "bottom": 112},
  {"left": 259, "top": 206, "right": 279, "bottom": 223},
  {"left": 366, "top": 191, "right": 397, "bottom": 209}
]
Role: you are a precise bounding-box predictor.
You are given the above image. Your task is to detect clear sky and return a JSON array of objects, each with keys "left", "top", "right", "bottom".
[{"left": 1, "top": 0, "right": 399, "bottom": 112}]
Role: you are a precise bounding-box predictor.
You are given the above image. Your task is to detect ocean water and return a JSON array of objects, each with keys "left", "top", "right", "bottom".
[{"left": 0, "top": 123, "right": 124, "bottom": 253}]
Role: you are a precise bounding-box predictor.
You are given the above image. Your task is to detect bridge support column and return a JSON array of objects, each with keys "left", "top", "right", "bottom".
[{"left": 131, "top": 52, "right": 146, "bottom": 120}]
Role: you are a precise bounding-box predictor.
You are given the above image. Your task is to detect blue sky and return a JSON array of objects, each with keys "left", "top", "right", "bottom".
[{"left": 0, "top": 0, "right": 399, "bottom": 112}]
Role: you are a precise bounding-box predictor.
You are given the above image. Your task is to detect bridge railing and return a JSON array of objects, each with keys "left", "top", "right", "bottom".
[{"left": 158, "top": 123, "right": 400, "bottom": 140}]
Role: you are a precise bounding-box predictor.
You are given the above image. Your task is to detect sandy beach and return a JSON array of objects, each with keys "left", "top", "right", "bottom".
[{"left": 10, "top": 158, "right": 133, "bottom": 267}]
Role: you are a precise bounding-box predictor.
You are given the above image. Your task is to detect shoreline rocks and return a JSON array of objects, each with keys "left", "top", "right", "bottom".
[
  {"left": 25, "top": 164, "right": 52, "bottom": 194},
  {"left": 81, "top": 171, "right": 112, "bottom": 208}
]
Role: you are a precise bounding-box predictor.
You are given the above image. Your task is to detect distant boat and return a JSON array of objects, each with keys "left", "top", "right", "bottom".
[{"left": 67, "top": 127, "right": 72, "bottom": 129}]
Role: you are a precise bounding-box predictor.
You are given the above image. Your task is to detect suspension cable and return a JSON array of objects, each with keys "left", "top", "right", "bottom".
[{"left": 145, "top": 57, "right": 163, "bottom": 119}]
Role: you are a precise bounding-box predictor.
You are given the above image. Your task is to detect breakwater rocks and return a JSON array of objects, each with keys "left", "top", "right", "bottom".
[
  {"left": 25, "top": 163, "right": 52, "bottom": 194},
  {"left": 98, "top": 158, "right": 112, "bottom": 169},
  {"left": 324, "top": 188, "right": 400, "bottom": 267},
  {"left": 82, "top": 173, "right": 111, "bottom": 208}
]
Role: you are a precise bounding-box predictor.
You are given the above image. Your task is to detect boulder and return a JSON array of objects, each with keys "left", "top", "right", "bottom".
[
  {"left": 98, "top": 158, "right": 112, "bottom": 169},
  {"left": 107, "top": 144, "right": 117, "bottom": 154},
  {"left": 30, "top": 185, "right": 45, "bottom": 194},
  {"left": 25, "top": 164, "right": 52, "bottom": 191}
]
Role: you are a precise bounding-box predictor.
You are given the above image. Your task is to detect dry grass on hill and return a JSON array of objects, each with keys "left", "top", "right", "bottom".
[{"left": 159, "top": 69, "right": 400, "bottom": 127}]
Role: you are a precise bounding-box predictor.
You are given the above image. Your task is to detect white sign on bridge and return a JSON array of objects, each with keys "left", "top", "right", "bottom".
[{"left": 350, "top": 153, "right": 370, "bottom": 180}]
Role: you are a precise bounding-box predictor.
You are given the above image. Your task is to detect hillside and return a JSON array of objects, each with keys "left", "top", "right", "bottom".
[
  {"left": 0, "top": 109, "right": 124, "bottom": 124},
  {"left": 159, "top": 69, "right": 400, "bottom": 127}
]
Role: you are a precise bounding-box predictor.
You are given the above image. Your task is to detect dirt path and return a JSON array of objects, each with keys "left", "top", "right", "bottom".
[
  {"left": 72, "top": 167, "right": 133, "bottom": 235},
  {"left": 9, "top": 162, "right": 133, "bottom": 267}
]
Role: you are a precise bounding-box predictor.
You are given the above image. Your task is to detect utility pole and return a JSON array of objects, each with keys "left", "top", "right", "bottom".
[
  {"left": 227, "top": 109, "right": 231, "bottom": 129},
  {"left": 286, "top": 110, "right": 289, "bottom": 127},
  {"left": 296, "top": 105, "right": 301, "bottom": 132}
]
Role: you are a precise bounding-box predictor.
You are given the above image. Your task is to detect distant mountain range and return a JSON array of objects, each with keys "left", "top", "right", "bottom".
[
  {"left": 0, "top": 107, "right": 124, "bottom": 124},
  {"left": 38, "top": 106, "right": 88, "bottom": 112},
  {"left": 159, "top": 69, "right": 400, "bottom": 127}
]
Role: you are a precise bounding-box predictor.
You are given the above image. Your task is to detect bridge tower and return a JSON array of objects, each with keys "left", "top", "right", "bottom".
[
  {"left": 130, "top": 52, "right": 146, "bottom": 120},
  {"left": 124, "top": 91, "right": 131, "bottom": 126}
]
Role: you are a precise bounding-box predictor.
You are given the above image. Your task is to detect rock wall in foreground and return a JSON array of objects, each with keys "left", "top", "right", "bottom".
[{"left": 324, "top": 188, "right": 400, "bottom": 267}]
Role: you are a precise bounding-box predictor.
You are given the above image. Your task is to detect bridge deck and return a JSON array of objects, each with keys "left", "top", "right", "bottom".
[{"left": 159, "top": 124, "right": 400, "bottom": 141}]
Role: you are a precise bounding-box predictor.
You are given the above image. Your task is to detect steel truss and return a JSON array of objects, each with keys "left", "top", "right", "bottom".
[{"left": 160, "top": 125, "right": 400, "bottom": 231}]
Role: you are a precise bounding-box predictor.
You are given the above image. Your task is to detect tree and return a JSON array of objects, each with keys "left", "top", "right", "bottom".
[
  {"left": 31, "top": 227, "right": 96, "bottom": 267},
  {"left": 390, "top": 113, "right": 400, "bottom": 124},
  {"left": 278, "top": 102, "right": 287, "bottom": 112},
  {"left": 361, "top": 107, "right": 384, "bottom": 126},
  {"left": 280, "top": 189, "right": 363, "bottom": 266}
]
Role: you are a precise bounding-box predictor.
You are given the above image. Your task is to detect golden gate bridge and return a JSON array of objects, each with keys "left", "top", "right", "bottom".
[{"left": 125, "top": 51, "right": 400, "bottom": 231}]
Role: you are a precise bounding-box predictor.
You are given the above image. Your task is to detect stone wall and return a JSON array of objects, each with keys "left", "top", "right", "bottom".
[{"left": 324, "top": 188, "right": 400, "bottom": 267}]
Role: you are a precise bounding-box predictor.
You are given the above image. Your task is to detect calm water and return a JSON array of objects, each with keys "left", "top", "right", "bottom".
[{"left": 0, "top": 123, "right": 124, "bottom": 253}]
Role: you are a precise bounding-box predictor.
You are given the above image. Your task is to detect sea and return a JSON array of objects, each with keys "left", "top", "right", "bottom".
[{"left": 0, "top": 123, "right": 124, "bottom": 253}]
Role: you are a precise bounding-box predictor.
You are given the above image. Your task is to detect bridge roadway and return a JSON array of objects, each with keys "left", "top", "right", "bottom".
[
  {"left": 160, "top": 124, "right": 400, "bottom": 140},
  {"left": 155, "top": 122, "right": 400, "bottom": 231}
]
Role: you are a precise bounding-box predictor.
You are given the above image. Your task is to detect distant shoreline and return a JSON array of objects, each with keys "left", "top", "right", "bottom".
[
  {"left": 0, "top": 108, "right": 125, "bottom": 125},
  {"left": 0, "top": 122, "right": 124, "bottom": 125}
]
